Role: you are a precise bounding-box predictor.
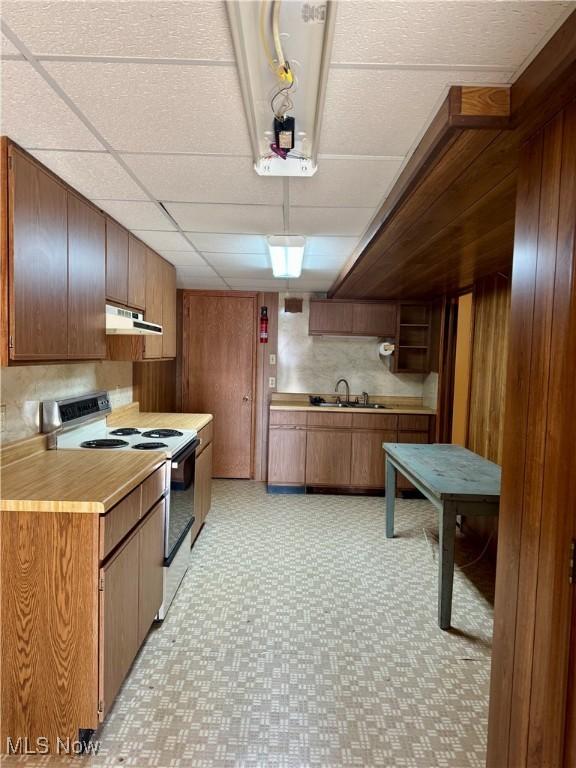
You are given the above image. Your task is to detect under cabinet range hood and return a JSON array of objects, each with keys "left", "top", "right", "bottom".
[{"left": 105, "top": 304, "right": 162, "bottom": 336}]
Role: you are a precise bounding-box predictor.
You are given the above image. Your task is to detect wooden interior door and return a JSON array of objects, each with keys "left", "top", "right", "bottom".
[{"left": 182, "top": 293, "right": 256, "bottom": 478}]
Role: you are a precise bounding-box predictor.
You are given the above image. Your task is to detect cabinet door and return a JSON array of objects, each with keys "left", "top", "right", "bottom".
[
  {"left": 127, "top": 235, "right": 146, "bottom": 310},
  {"left": 352, "top": 302, "right": 397, "bottom": 336},
  {"left": 67, "top": 194, "right": 106, "bottom": 359},
  {"left": 138, "top": 499, "right": 165, "bottom": 645},
  {"left": 99, "top": 531, "right": 139, "bottom": 719},
  {"left": 309, "top": 300, "right": 354, "bottom": 335},
  {"left": 305, "top": 429, "right": 352, "bottom": 486},
  {"left": 351, "top": 430, "right": 397, "bottom": 488},
  {"left": 195, "top": 441, "right": 213, "bottom": 522},
  {"left": 144, "top": 248, "right": 163, "bottom": 359},
  {"left": 106, "top": 219, "right": 128, "bottom": 305},
  {"left": 268, "top": 427, "right": 306, "bottom": 485},
  {"left": 396, "top": 431, "right": 429, "bottom": 490},
  {"left": 161, "top": 260, "right": 176, "bottom": 359},
  {"left": 9, "top": 149, "right": 68, "bottom": 360}
]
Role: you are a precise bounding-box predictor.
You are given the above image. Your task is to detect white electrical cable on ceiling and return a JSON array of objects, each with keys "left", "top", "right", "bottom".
[{"left": 272, "top": 0, "right": 286, "bottom": 69}]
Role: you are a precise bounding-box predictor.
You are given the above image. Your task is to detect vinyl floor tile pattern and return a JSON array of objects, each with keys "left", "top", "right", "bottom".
[{"left": 7, "top": 481, "right": 495, "bottom": 768}]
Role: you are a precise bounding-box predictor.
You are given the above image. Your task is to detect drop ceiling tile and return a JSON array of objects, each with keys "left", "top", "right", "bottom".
[
  {"left": 122, "top": 154, "right": 282, "bottom": 205},
  {"left": 187, "top": 233, "right": 268, "bottom": 254},
  {"left": 1, "top": 33, "right": 21, "bottom": 56},
  {"left": 202, "top": 252, "right": 270, "bottom": 273},
  {"left": 157, "top": 251, "right": 207, "bottom": 268},
  {"left": 291, "top": 157, "right": 403, "bottom": 207},
  {"left": 94, "top": 200, "right": 175, "bottom": 231},
  {"left": 287, "top": 278, "right": 333, "bottom": 291},
  {"left": 1, "top": 1, "right": 233, "bottom": 60},
  {"left": 45, "top": 62, "right": 251, "bottom": 154},
  {"left": 332, "top": 1, "right": 572, "bottom": 68},
  {"left": 131, "top": 230, "right": 192, "bottom": 252},
  {"left": 226, "top": 278, "right": 287, "bottom": 291},
  {"left": 1, "top": 61, "right": 102, "bottom": 150},
  {"left": 165, "top": 203, "right": 284, "bottom": 234},
  {"left": 290, "top": 207, "right": 374, "bottom": 237},
  {"left": 302, "top": 252, "right": 349, "bottom": 271},
  {"left": 321, "top": 68, "right": 512, "bottom": 156},
  {"left": 305, "top": 237, "right": 359, "bottom": 258},
  {"left": 30, "top": 150, "right": 148, "bottom": 199},
  {"left": 176, "top": 271, "right": 228, "bottom": 290},
  {"left": 174, "top": 264, "right": 219, "bottom": 277}
]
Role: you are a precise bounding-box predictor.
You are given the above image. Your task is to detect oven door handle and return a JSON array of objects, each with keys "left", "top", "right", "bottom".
[{"left": 171, "top": 437, "right": 200, "bottom": 469}]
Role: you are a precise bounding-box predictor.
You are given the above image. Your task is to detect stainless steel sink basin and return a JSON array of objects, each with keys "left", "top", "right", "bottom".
[{"left": 312, "top": 401, "right": 390, "bottom": 409}]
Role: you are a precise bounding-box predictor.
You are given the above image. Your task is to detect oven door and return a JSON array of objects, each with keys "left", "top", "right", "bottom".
[{"left": 165, "top": 438, "right": 200, "bottom": 565}]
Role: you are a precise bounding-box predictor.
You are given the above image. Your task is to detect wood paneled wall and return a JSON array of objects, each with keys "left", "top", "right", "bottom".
[
  {"left": 133, "top": 360, "right": 177, "bottom": 413},
  {"left": 487, "top": 100, "right": 576, "bottom": 767},
  {"left": 468, "top": 273, "right": 511, "bottom": 464}
]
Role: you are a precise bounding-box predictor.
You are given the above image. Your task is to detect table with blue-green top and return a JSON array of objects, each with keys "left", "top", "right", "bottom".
[{"left": 383, "top": 443, "right": 501, "bottom": 629}]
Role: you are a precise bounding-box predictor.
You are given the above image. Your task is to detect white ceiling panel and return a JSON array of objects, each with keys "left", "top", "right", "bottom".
[
  {"left": 45, "top": 62, "right": 251, "bottom": 154},
  {"left": 305, "top": 237, "right": 359, "bottom": 258},
  {"left": 203, "top": 252, "right": 270, "bottom": 273},
  {"left": 321, "top": 68, "right": 512, "bottom": 156},
  {"left": 176, "top": 272, "right": 228, "bottom": 290},
  {"left": 94, "top": 200, "right": 175, "bottom": 231},
  {"left": 131, "top": 230, "right": 192, "bottom": 252},
  {"left": 157, "top": 251, "right": 208, "bottom": 267},
  {"left": 291, "top": 157, "right": 403, "bottom": 207},
  {"left": 166, "top": 203, "right": 284, "bottom": 234},
  {"left": 290, "top": 207, "right": 374, "bottom": 237},
  {"left": 1, "top": 33, "right": 21, "bottom": 56},
  {"left": 1, "top": 1, "right": 234, "bottom": 60},
  {"left": 332, "top": 1, "right": 572, "bottom": 68},
  {"left": 30, "top": 150, "right": 148, "bottom": 199},
  {"left": 122, "top": 154, "right": 282, "bottom": 205},
  {"left": 287, "top": 279, "right": 333, "bottom": 291},
  {"left": 226, "top": 278, "right": 287, "bottom": 291},
  {"left": 1, "top": 61, "right": 102, "bottom": 150},
  {"left": 303, "top": 252, "right": 348, "bottom": 271},
  {"left": 187, "top": 233, "right": 268, "bottom": 254},
  {"left": 173, "top": 264, "right": 218, "bottom": 277}
]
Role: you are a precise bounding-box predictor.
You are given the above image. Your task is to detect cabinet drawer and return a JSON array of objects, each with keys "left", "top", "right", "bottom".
[
  {"left": 270, "top": 410, "right": 308, "bottom": 426},
  {"left": 307, "top": 412, "right": 353, "bottom": 428},
  {"left": 141, "top": 465, "right": 166, "bottom": 514},
  {"left": 398, "top": 414, "right": 430, "bottom": 431},
  {"left": 196, "top": 420, "right": 214, "bottom": 456},
  {"left": 351, "top": 413, "right": 399, "bottom": 430},
  {"left": 99, "top": 485, "right": 142, "bottom": 560}
]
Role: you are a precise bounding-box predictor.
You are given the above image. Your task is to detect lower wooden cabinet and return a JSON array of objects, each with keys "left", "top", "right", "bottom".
[
  {"left": 267, "top": 409, "right": 435, "bottom": 493},
  {"left": 305, "top": 429, "right": 352, "bottom": 486},
  {"left": 350, "top": 430, "right": 397, "bottom": 488},
  {"left": 137, "top": 499, "right": 165, "bottom": 645},
  {"left": 268, "top": 427, "right": 306, "bottom": 485}
]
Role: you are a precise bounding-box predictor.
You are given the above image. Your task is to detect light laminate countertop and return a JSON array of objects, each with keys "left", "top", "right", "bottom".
[{"left": 107, "top": 410, "right": 213, "bottom": 431}]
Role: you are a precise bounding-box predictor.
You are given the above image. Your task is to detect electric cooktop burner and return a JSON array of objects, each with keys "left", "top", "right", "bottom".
[
  {"left": 109, "top": 428, "right": 141, "bottom": 436},
  {"left": 141, "top": 429, "right": 183, "bottom": 439},
  {"left": 132, "top": 442, "right": 168, "bottom": 450},
  {"left": 81, "top": 439, "right": 129, "bottom": 449}
]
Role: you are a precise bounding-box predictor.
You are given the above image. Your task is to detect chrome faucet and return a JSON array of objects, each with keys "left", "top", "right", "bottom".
[
  {"left": 361, "top": 391, "right": 369, "bottom": 406},
  {"left": 335, "top": 378, "right": 350, "bottom": 403}
]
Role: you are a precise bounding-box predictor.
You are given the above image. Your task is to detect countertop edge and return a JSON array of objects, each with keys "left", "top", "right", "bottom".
[{"left": 270, "top": 404, "right": 436, "bottom": 415}]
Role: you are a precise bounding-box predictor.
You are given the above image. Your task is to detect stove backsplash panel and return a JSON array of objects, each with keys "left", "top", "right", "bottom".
[{"left": 0, "top": 361, "right": 133, "bottom": 444}]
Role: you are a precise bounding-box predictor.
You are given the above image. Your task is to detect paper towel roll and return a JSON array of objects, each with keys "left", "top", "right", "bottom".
[{"left": 378, "top": 342, "right": 395, "bottom": 357}]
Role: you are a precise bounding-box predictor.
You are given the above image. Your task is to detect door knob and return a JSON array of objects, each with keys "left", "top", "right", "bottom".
[{"left": 242, "top": 395, "right": 250, "bottom": 402}]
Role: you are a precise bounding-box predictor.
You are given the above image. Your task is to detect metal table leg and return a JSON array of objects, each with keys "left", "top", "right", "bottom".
[{"left": 386, "top": 457, "right": 396, "bottom": 538}]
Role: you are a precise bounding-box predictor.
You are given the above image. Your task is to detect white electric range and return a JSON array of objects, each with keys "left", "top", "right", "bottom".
[{"left": 41, "top": 391, "right": 200, "bottom": 619}]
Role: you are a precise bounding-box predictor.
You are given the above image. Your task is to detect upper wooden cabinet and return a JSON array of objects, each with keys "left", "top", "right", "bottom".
[
  {"left": 67, "top": 194, "right": 106, "bottom": 359},
  {"left": 105, "top": 219, "right": 129, "bottom": 305},
  {"left": 128, "top": 235, "right": 147, "bottom": 311},
  {"left": 143, "top": 248, "right": 164, "bottom": 359},
  {"left": 309, "top": 299, "right": 397, "bottom": 337},
  {"left": 161, "top": 258, "right": 176, "bottom": 359},
  {"left": 8, "top": 147, "right": 69, "bottom": 361}
]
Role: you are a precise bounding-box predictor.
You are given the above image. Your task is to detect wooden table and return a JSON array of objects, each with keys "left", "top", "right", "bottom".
[{"left": 383, "top": 443, "right": 501, "bottom": 629}]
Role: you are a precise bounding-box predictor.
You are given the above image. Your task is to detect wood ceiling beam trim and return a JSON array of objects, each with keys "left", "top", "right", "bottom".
[{"left": 329, "top": 85, "right": 511, "bottom": 297}]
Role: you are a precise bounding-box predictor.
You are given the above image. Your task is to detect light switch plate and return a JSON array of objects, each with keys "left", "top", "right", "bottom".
[
  {"left": 268, "top": 377, "right": 276, "bottom": 388},
  {"left": 269, "top": 353, "right": 276, "bottom": 366}
]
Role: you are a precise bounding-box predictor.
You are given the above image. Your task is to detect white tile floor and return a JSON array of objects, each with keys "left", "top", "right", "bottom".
[{"left": 8, "top": 480, "right": 495, "bottom": 767}]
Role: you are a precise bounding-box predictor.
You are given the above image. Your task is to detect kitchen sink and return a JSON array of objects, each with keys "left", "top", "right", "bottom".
[{"left": 312, "top": 401, "right": 390, "bottom": 409}]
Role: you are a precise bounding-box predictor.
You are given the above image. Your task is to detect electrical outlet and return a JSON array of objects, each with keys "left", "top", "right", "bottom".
[
  {"left": 269, "top": 377, "right": 276, "bottom": 388},
  {"left": 0, "top": 404, "right": 6, "bottom": 432},
  {"left": 269, "top": 353, "right": 276, "bottom": 366}
]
